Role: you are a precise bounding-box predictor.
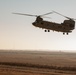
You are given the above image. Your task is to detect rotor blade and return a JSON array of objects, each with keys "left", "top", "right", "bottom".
[
  {"left": 12, "top": 13, "right": 37, "bottom": 17},
  {"left": 71, "top": 18, "right": 76, "bottom": 20},
  {"left": 52, "top": 11, "right": 72, "bottom": 20},
  {"left": 42, "top": 16, "right": 51, "bottom": 19},
  {"left": 40, "top": 12, "right": 53, "bottom": 16}
]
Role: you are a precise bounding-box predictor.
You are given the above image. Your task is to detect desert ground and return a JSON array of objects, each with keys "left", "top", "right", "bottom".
[{"left": 0, "top": 50, "right": 76, "bottom": 75}]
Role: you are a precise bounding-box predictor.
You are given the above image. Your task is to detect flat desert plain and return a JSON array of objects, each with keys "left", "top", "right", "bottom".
[{"left": 0, "top": 50, "right": 76, "bottom": 75}]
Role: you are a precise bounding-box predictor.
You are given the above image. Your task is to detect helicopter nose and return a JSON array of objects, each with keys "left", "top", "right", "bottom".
[{"left": 32, "top": 22, "right": 36, "bottom": 26}]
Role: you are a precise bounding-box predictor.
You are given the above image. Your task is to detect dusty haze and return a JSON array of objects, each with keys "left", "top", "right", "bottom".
[{"left": 0, "top": 50, "right": 76, "bottom": 75}]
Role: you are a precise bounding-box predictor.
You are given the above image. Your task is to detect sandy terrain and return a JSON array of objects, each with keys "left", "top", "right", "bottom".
[{"left": 0, "top": 50, "right": 76, "bottom": 75}]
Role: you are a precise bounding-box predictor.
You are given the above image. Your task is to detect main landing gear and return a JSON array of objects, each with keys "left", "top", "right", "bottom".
[
  {"left": 63, "top": 32, "right": 69, "bottom": 35},
  {"left": 44, "top": 30, "right": 50, "bottom": 32}
]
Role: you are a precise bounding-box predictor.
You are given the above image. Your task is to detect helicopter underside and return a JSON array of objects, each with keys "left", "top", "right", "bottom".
[{"left": 32, "top": 21, "right": 73, "bottom": 35}]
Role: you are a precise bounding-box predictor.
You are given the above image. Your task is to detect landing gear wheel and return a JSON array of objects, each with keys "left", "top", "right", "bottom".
[
  {"left": 63, "top": 33, "right": 65, "bottom": 35},
  {"left": 66, "top": 33, "right": 68, "bottom": 35},
  {"left": 45, "top": 30, "right": 47, "bottom": 32},
  {"left": 48, "top": 30, "right": 50, "bottom": 32}
]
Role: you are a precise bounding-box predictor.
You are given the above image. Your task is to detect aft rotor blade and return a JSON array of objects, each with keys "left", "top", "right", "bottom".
[
  {"left": 52, "top": 11, "right": 72, "bottom": 20},
  {"left": 42, "top": 16, "right": 51, "bottom": 19},
  {"left": 13, "top": 13, "right": 37, "bottom": 17},
  {"left": 71, "top": 18, "right": 76, "bottom": 20},
  {"left": 40, "top": 12, "right": 53, "bottom": 16}
]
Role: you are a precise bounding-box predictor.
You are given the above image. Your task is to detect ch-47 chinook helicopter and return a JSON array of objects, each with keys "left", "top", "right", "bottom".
[{"left": 13, "top": 11, "right": 75, "bottom": 35}]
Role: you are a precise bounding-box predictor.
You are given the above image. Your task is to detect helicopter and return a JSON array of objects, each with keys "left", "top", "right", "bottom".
[{"left": 13, "top": 11, "right": 75, "bottom": 35}]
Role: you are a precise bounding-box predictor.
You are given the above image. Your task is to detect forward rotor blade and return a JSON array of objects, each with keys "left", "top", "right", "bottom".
[
  {"left": 12, "top": 13, "right": 37, "bottom": 17},
  {"left": 71, "top": 18, "right": 76, "bottom": 20},
  {"left": 40, "top": 12, "right": 53, "bottom": 16},
  {"left": 52, "top": 11, "right": 72, "bottom": 20}
]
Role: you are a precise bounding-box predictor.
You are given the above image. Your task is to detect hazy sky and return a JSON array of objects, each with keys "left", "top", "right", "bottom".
[{"left": 0, "top": 0, "right": 76, "bottom": 52}]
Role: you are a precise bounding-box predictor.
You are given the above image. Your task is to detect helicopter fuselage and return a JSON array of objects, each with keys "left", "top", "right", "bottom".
[
  {"left": 13, "top": 11, "right": 75, "bottom": 35},
  {"left": 32, "top": 20, "right": 75, "bottom": 34}
]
